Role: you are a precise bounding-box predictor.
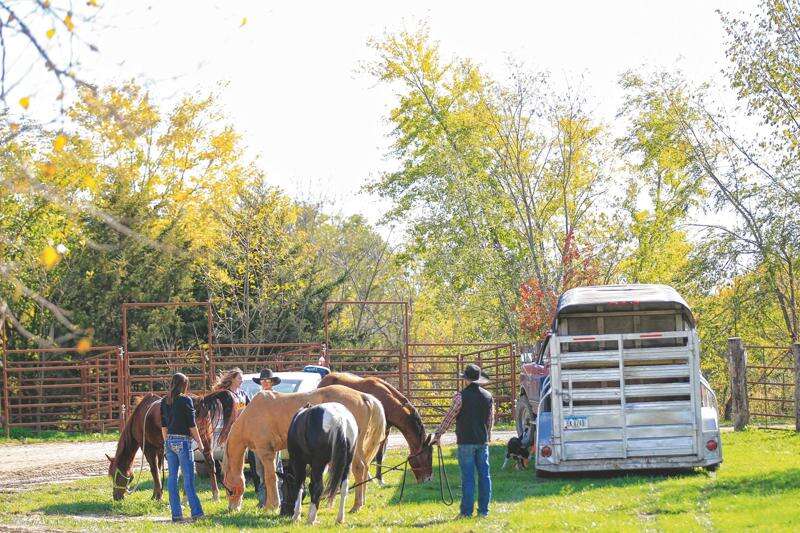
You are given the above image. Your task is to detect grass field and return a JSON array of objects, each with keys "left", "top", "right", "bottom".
[{"left": 1, "top": 429, "right": 799, "bottom": 531}]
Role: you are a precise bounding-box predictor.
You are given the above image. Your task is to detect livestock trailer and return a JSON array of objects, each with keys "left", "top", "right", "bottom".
[{"left": 517, "top": 284, "right": 722, "bottom": 473}]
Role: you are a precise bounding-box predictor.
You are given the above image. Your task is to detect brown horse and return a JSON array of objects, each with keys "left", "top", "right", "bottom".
[
  {"left": 222, "top": 385, "right": 386, "bottom": 514},
  {"left": 318, "top": 372, "right": 433, "bottom": 483},
  {"left": 107, "top": 390, "right": 236, "bottom": 501}
]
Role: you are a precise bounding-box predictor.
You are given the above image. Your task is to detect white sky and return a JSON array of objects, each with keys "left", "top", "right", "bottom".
[{"left": 78, "top": 0, "right": 757, "bottom": 228}]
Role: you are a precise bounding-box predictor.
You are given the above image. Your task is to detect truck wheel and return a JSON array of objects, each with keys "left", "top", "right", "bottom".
[{"left": 516, "top": 396, "right": 534, "bottom": 437}]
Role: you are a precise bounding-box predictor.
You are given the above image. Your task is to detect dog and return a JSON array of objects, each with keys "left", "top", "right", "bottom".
[{"left": 502, "top": 434, "right": 531, "bottom": 470}]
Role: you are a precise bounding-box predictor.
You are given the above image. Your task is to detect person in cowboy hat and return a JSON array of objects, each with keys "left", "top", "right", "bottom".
[
  {"left": 252, "top": 368, "right": 282, "bottom": 390},
  {"left": 433, "top": 363, "right": 494, "bottom": 518}
]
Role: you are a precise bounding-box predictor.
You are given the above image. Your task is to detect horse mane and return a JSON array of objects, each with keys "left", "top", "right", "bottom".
[
  {"left": 374, "top": 377, "right": 427, "bottom": 440},
  {"left": 196, "top": 389, "right": 237, "bottom": 446},
  {"left": 323, "top": 372, "right": 428, "bottom": 440},
  {"left": 113, "top": 393, "right": 160, "bottom": 470}
]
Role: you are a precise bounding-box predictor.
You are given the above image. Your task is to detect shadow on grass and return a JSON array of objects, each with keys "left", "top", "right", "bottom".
[{"left": 384, "top": 444, "right": 709, "bottom": 505}]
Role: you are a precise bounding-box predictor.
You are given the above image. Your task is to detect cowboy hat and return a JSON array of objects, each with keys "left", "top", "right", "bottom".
[
  {"left": 253, "top": 368, "right": 281, "bottom": 385},
  {"left": 462, "top": 363, "right": 490, "bottom": 385}
]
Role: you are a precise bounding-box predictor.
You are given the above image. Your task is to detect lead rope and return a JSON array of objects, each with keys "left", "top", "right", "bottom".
[
  {"left": 436, "top": 443, "right": 454, "bottom": 506},
  {"left": 349, "top": 445, "right": 452, "bottom": 506}
]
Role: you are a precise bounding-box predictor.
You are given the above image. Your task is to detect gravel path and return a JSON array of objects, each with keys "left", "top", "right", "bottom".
[{"left": 0, "top": 431, "right": 517, "bottom": 493}]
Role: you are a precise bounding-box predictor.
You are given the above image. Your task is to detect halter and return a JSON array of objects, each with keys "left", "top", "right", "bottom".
[
  {"left": 112, "top": 467, "right": 134, "bottom": 491},
  {"left": 406, "top": 442, "right": 433, "bottom": 477}
]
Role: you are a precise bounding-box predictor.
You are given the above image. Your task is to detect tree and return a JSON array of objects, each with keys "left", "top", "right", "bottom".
[{"left": 368, "top": 28, "right": 617, "bottom": 341}]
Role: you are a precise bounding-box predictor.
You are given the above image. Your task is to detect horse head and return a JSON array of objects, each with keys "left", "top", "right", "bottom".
[
  {"left": 276, "top": 464, "right": 299, "bottom": 517},
  {"left": 106, "top": 453, "right": 132, "bottom": 501},
  {"left": 221, "top": 451, "right": 245, "bottom": 511},
  {"left": 408, "top": 433, "right": 434, "bottom": 483}
]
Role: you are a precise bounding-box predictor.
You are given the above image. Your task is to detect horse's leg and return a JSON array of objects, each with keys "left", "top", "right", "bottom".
[
  {"left": 291, "top": 457, "right": 307, "bottom": 523},
  {"left": 349, "top": 457, "right": 367, "bottom": 513},
  {"left": 307, "top": 462, "right": 324, "bottom": 525},
  {"left": 203, "top": 447, "right": 219, "bottom": 502},
  {"left": 254, "top": 449, "right": 279, "bottom": 511},
  {"left": 336, "top": 477, "right": 349, "bottom": 524},
  {"left": 143, "top": 443, "right": 162, "bottom": 501},
  {"left": 374, "top": 430, "right": 390, "bottom": 487}
]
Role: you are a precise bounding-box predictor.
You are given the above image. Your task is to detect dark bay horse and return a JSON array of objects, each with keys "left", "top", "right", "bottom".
[
  {"left": 107, "top": 390, "right": 236, "bottom": 501},
  {"left": 317, "top": 372, "right": 433, "bottom": 483},
  {"left": 281, "top": 402, "right": 357, "bottom": 525}
]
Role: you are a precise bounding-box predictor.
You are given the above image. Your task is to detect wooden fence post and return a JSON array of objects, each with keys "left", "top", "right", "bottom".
[
  {"left": 727, "top": 337, "right": 749, "bottom": 431},
  {"left": 793, "top": 343, "right": 800, "bottom": 432}
]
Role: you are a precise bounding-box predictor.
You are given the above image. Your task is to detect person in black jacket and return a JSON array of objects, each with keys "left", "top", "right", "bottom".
[
  {"left": 160, "top": 373, "right": 205, "bottom": 522},
  {"left": 433, "top": 364, "right": 494, "bottom": 518}
]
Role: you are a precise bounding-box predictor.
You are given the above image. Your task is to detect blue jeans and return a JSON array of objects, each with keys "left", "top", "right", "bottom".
[
  {"left": 165, "top": 435, "right": 203, "bottom": 520},
  {"left": 457, "top": 444, "right": 491, "bottom": 517}
]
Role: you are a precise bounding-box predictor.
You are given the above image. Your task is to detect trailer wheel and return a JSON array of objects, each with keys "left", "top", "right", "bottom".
[
  {"left": 704, "top": 463, "right": 720, "bottom": 472},
  {"left": 516, "top": 395, "right": 535, "bottom": 437}
]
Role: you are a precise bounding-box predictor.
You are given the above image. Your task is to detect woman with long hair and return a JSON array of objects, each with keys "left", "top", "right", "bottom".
[
  {"left": 160, "top": 373, "right": 205, "bottom": 522},
  {"left": 214, "top": 367, "right": 247, "bottom": 414}
]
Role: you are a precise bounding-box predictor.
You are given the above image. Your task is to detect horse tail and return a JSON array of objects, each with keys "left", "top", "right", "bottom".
[
  {"left": 325, "top": 420, "right": 354, "bottom": 503},
  {"left": 356, "top": 393, "right": 386, "bottom": 471},
  {"left": 197, "top": 389, "right": 237, "bottom": 446}
]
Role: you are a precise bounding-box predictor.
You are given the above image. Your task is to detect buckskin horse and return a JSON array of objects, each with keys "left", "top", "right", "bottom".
[
  {"left": 282, "top": 402, "right": 358, "bottom": 525},
  {"left": 318, "top": 372, "right": 433, "bottom": 484},
  {"left": 222, "top": 385, "right": 385, "bottom": 514},
  {"left": 107, "top": 390, "right": 236, "bottom": 501}
]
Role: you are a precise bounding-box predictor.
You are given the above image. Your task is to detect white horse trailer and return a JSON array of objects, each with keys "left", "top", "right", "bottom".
[{"left": 528, "top": 284, "right": 722, "bottom": 473}]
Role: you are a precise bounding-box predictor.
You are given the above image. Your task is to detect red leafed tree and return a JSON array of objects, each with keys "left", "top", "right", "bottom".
[{"left": 517, "top": 230, "right": 601, "bottom": 339}]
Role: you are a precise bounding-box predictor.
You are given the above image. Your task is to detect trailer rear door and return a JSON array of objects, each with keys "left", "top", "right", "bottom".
[{"left": 551, "top": 330, "right": 700, "bottom": 461}]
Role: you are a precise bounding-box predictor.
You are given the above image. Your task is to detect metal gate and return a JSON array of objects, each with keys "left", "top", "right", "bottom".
[
  {"left": 405, "top": 342, "right": 516, "bottom": 425},
  {"left": 745, "top": 345, "right": 795, "bottom": 429},
  {"left": 1, "top": 346, "right": 123, "bottom": 435},
  {"left": 210, "top": 343, "right": 324, "bottom": 376}
]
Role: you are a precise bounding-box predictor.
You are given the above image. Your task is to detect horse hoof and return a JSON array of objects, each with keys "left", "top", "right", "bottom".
[
  {"left": 211, "top": 493, "right": 219, "bottom": 502},
  {"left": 349, "top": 505, "right": 362, "bottom": 513}
]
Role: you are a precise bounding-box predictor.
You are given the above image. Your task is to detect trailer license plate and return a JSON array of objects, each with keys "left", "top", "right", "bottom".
[{"left": 563, "top": 416, "right": 588, "bottom": 430}]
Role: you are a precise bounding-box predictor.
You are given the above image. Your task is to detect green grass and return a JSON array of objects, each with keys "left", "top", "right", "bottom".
[
  {"left": 0, "top": 428, "right": 118, "bottom": 445},
  {"left": 2, "top": 430, "right": 800, "bottom": 531}
]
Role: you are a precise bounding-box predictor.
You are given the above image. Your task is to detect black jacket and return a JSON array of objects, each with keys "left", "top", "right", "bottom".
[{"left": 455, "top": 383, "right": 493, "bottom": 445}]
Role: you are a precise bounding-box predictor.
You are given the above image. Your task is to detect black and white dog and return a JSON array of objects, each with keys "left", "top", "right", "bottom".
[{"left": 503, "top": 427, "right": 533, "bottom": 470}]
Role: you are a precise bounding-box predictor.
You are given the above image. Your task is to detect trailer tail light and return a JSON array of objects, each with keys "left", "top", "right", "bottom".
[
  {"left": 540, "top": 445, "right": 552, "bottom": 458},
  {"left": 706, "top": 439, "right": 718, "bottom": 451}
]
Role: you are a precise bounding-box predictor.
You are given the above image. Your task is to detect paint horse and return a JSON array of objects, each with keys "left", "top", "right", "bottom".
[
  {"left": 107, "top": 390, "right": 236, "bottom": 501},
  {"left": 281, "top": 402, "right": 358, "bottom": 524},
  {"left": 318, "top": 372, "right": 434, "bottom": 483},
  {"left": 223, "top": 385, "right": 385, "bottom": 513}
]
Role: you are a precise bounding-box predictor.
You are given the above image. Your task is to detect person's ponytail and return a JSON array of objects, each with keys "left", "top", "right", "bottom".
[{"left": 166, "top": 373, "right": 189, "bottom": 405}]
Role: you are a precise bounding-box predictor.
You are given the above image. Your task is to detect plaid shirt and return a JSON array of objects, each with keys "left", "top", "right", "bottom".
[{"left": 434, "top": 390, "right": 494, "bottom": 441}]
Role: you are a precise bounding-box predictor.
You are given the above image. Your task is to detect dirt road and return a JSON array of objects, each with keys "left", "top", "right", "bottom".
[{"left": 0, "top": 430, "right": 517, "bottom": 493}]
